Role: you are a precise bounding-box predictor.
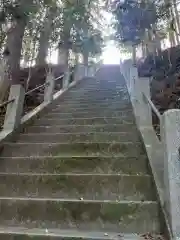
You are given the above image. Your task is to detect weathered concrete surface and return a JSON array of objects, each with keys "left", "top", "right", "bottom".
[
  {"left": 0, "top": 65, "right": 163, "bottom": 239},
  {"left": 121, "top": 64, "right": 170, "bottom": 239},
  {"left": 3, "top": 85, "right": 25, "bottom": 131},
  {"left": 0, "top": 156, "right": 149, "bottom": 174}
]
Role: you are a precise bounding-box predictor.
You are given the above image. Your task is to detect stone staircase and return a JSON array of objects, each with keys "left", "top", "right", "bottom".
[{"left": 0, "top": 65, "right": 164, "bottom": 239}]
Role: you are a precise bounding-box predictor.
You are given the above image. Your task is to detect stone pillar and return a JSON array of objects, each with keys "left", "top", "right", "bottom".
[
  {"left": 130, "top": 66, "right": 139, "bottom": 100},
  {"left": 78, "top": 64, "right": 86, "bottom": 80},
  {"left": 73, "top": 64, "right": 80, "bottom": 82},
  {"left": 3, "top": 84, "right": 25, "bottom": 131},
  {"left": 161, "top": 109, "right": 180, "bottom": 239},
  {"left": 63, "top": 69, "right": 70, "bottom": 89},
  {"left": 130, "top": 67, "right": 152, "bottom": 128},
  {"left": 132, "top": 45, "right": 136, "bottom": 66},
  {"left": 138, "top": 77, "right": 152, "bottom": 127},
  {"left": 44, "top": 72, "right": 55, "bottom": 102},
  {"left": 84, "top": 65, "right": 88, "bottom": 78},
  {"left": 88, "top": 65, "right": 95, "bottom": 77}
]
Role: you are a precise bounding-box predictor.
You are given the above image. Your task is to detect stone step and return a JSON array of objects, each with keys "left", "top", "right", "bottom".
[
  {"left": 73, "top": 86, "right": 126, "bottom": 89},
  {"left": 50, "top": 107, "right": 132, "bottom": 114},
  {"left": 0, "top": 156, "right": 148, "bottom": 174},
  {"left": 44, "top": 111, "right": 134, "bottom": 119},
  {"left": 0, "top": 228, "right": 164, "bottom": 240},
  {"left": 63, "top": 90, "right": 128, "bottom": 96},
  {"left": 35, "top": 117, "right": 135, "bottom": 126},
  {"left": 0, "top": 198, "right": 160, "bottom": 233},
  {"left": 63, "top": 88, "right": 128, "bottom": 92},
  {"left": 57, "top": 96, "right": 130, "bottom": 102},
  {"left": 61, "top": 96, "right": 129, "bottom": 102},
  {"left": 24, "top": 124, "right": 137, "bottom": 134},
  {"left": 0, "top": 174, "right": 155, "bottom": 201},
  {"left": 78, "top": 87, "right": 126, "bottom": 90},
  {"left": 59, "top": 99, "right": 130, "bottom": 105},
  {"left": 1, "top": 142, "right": 145, "bottom": 158},
  {"left": 52, "top": 103, "right": 132, "bottom": 111},
  {"left": 64, "top": 94, "right": 128, "bottom": 100},
  {"left": 0, "top": 227, "right": 164, "bottom": 240},
  {"left": 66, "top": 93, "right": 128, "bottom": 98},
  {"left": 17, "top": 132, "right": 141, "bottom": 143}
]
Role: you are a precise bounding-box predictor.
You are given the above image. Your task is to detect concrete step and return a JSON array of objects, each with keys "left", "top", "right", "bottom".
[
  {"left": 0, "top": 174, "right": 155, "bottom": 201},
  {"left": 35, "top": 117, "right": 135, "bottom": 126},
  {"left": 71, "top": 86, "right": 126, "bottom": 90},
  {"left": 0, "top": 227, "right": 164, "bottom": 240},
  {"left": 44, "top": 111, "right": 134, "bottom": 119},
  {"left": 52, "top": 103, "right": 132, "bottom": 111},
  {"left": 0, "top": 198, "right": 160, "bottom": 233},
  {"left": 63, "top": 91, "right": 128, "bottom": 96},
  {"left": 59, "top": 99, "right": 130, "bottom": 105},
  {"left": 65, "top": 94, "right": 128, "bottom": 99},
  {"left": 61, "top": 96, "right": 129, "bottom": 102},
  {"left": 17, "top": 132, "right": 141, "bottom": 143},
  {"left": 0, "top": 156, "right": 149, "bottom": 174},
  {"left": 1, "top": 142, "right": 145, "bottom": 158},
  {"left": 50, "top": 107, "right": 132, "bottom": 114},
  {"left": 64, "top": 91, "right": 129, "bottom": 98},
  {"left": 66, "top": 88, "right": 126, "bottom": 93},
  {"left": 24, "top": 124, "right": 137, "bottom": 134}
]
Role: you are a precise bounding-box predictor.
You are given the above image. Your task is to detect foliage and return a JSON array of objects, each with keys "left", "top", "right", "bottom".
[
  {"left": 0, "top": 0, "right": 105, "bottom": 65},
  {"left": 111, "top": 0, "right": 171, "bottom": 46}
]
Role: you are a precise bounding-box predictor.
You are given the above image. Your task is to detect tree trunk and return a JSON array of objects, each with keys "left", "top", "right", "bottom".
[
  {"left": 75, "top": 53, "right": 80, "bottom": 65},
  {"left": 141, "top": 42, "right": 147, "bottom": 58},
  {"left": 164, "top": 0, "right": 177, "bottom": 46},
  {"left": 170, "top": 4, "right": 180, "bottom": 45},
  {"left": 0, "top": 57, "right": 11, "bottom": 103},
  {"left": 6, "top": 19, "right": 26, "bottom": 84},
  {"left": 0, "top": 18, "right": 26, "bottom": 103},
  {"left": 172, "top": 0, "right": 180, "bottom": 43},
  {"left": 83, "top": 51, "right": 89, "bottom": 66},
  {"left": 36, "top": 8, "right": 54, "bottom": 66},
  {"left": 58, "top": 48, "right": 69, "bottom": 66},
  {"left": 58, "top": 21, "right": 71, "bottom": 70},
  {"left": 132, "top": 45, "right": 136, "bottom": 65},
  {"left": 152, "top": 25, "right": 161, "bottom": 56},
  {"left": 169, "top": 31, "right": 176, "bottom": 47}
]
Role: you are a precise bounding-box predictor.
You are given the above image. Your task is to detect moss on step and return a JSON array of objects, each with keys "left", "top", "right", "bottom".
[
  {"left": 0, "top": 199, "right": 160, "bottom": 232},
  {"left": 0, "top": 156, "right": 149, "bottom": 174},
  {"left": 0, "top": 174, "right": 155, "bottom": 201},
  {"left": 17, "top": 132, "right": 141, "bottom": 144},
  {"left": 1, "top": 142, "right": 146, "bottom": 158}
]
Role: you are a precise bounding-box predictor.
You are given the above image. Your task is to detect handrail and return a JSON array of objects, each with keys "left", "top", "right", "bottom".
[
  {"left": 54, "top": 74, "right": 64, "bottom": 81},
  {"left": 25, "top": 73, "right": 65, "bottom": 96},
  {"left": 25, "top": 82, "right": 48, "bottom": 96},
  {"left": 0, "top": 99, "right": 15, "bottom": 108},
  {"left": 142, "top": 92, "right": 161, "bottom": 120}
]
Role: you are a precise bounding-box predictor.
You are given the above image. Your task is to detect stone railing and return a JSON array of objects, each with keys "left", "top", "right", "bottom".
[
  {"left": 0, "top": 62, "right": 100, "bottom": 142},
  {"left": 121, "top": 60, "right": 180, "bottom": 240}
]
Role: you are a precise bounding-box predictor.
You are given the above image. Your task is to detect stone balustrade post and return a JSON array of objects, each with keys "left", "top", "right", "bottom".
[
  {"left": 84, "top": 65, "right": 88, "bottom": 77},
  {"left": 161, "top": 109, "right": 180, "bottom": 239},
  {"left": 44, "top": 72, "right": 55, "bottom": 102},
  {"left": 63, "top": 68, "right": 70, "bottom": 89},
  {"left": 122, "top": 60, "right": 133, "bottom": 91},
  {"left": 3, "top": 84, "right": 25, "bottom": 131},
  {"left": 129, "top": 67, "right": 152, "bottom": 128},
  {"left": 88, "top": 65, "right": 95, "bottom": 77},
  {"left": 138, "top": 77, "right": 152, "bottom": 127},
  {"left": 73, "top": 64, "right": 79, "bottom": 82},
  {"left": 74, "top": 64, "right": 83, "bottom": 82},
  {"left": 129, "top": 66, "right": 139, "bottom": 102}
]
